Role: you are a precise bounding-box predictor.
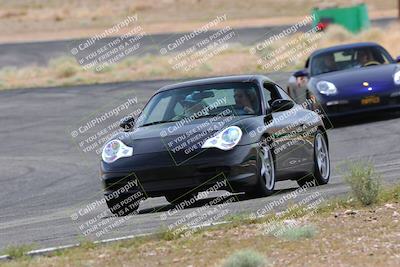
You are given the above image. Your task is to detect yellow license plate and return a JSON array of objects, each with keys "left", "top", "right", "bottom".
[{"left": 361, "top": 96, "right": 380, "bottom": 105}]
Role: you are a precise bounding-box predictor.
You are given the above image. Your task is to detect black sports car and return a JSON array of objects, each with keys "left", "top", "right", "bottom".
[
  {"left": 100, "top": 75, "right": 330, "bottom": 215},
  {"left": 287, "top": 42, "right": 400, "bottom": 118}
]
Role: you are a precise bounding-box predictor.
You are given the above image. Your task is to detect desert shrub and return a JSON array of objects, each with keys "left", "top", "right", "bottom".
[
  {"left": 222, "top": 249, "right": 267, "bottom": 267},
  {"left": 49, "top": 56, "right": 79, "bottom": 78},
  {"left": 343, "top": 161, "right": 381, "bottom": 206},
  {"left": 275, "top": 224, "right": 317, "bottom": 240}
]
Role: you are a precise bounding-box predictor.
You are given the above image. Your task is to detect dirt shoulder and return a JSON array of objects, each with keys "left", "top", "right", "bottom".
[{"left": 1, "top": 187, "right": 399, "bottom": 267}]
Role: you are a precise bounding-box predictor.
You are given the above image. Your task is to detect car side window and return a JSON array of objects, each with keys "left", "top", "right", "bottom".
[
  {"left": 263, "top": 82, "right": 281, "bottom": 108},
  {"left": 275, "top": 85, "right": 292, "bottom": 100}
]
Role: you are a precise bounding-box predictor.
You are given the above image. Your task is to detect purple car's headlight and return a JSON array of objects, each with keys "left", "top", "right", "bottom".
[
  {"left": 316, "top": 81, "right": 338, "bottom": 96},
  {"left": 394, "top": 69, "right": 400, "bottom": 85},
  {"left": 202, "top": 126, "right": 242, "bottom": 150},
  {"left": 102, "top": 140, "right": 133, "bottom": 163}
]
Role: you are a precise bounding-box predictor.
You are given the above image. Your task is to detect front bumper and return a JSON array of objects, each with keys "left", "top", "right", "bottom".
[
  {"left": 101, "top": 144, "right": 259, "bottom": 197},
  {"left": 319, "top": 94, "right": 400, "bottom": 118}
]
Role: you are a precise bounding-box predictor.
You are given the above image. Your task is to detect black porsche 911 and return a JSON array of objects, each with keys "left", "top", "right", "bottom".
[{"left": 100, "top": 75, "right": 330, "bottom": 215}]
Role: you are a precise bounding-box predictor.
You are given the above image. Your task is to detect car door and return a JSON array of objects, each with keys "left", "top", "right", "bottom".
[
  {"left": 276, "top": 85, "right": 316, "bottom": 166},
  {"left": 262, "top": 81, "right": 312, "bottom": 178}
]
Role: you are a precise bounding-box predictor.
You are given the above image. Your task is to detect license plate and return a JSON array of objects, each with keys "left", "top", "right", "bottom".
[{"left": 361, "top": 96, "right": 380, "bottom": 105}]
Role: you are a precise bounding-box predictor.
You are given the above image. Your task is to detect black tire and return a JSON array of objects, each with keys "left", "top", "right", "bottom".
[
  {"left": 297, "top": 130, "right": 330, "bottom": 187},
  {"left": 105, "top": 191, "right": 144, "bottom": 216},
  {"left": 246, "top": 137, "right": 276, "bottom": 198}
]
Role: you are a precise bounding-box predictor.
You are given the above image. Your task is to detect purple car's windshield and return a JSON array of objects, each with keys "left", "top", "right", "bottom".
[
  {"left": 137, "top": 82, "right": 261, "bottom": 127},
  {"left": 310, "top": 46, "right": 394, "bottom": 76}
]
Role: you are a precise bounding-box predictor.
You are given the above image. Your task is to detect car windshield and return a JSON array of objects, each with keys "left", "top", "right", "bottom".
[
  {"left": 310, "top": 46, "right": 394, "bottom": 76},
  {"left": 137, "top": 82, "right": 261, "bottom": 127}
]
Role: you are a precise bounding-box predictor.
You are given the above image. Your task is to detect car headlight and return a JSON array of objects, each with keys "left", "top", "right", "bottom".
[
  {"left": 316, "top": 81, "right": 338, "bottom": 96},
  {"left": 202, "top": 126, "right": 242, "bottom": 150},
  {"left": 102, "top": 140, "right": 133, "bottom": 163},
  {"left": 394, "top": 69, "right": 400, "bottom": 85}
]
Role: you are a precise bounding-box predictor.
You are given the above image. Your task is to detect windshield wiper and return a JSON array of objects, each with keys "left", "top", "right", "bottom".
[
  {"left": 141, "top": 120, "right": 180, "bottom": 127},
  {"left": 141, "top": 113, "right": 237, "bottom": 126},
  {"left": 194, "top": 114, "right": 220, "bottom": 119},
  {"left": 195, "top": 113, "right": 237, "bottom": 119}
]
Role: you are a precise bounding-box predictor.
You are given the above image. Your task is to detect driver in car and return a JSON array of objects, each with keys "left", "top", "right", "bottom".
[
  {"left": 356, "top": 49, "right": 379, "bottom": 67},
  {"left": 357, "top": 50, "right": 370, "bottom": 66},
  {"left": 319, "top": 53, "right": 338, "bottom": 74},
  {"left": 234, "top": 88, "right": 256, "bottom": 115}
]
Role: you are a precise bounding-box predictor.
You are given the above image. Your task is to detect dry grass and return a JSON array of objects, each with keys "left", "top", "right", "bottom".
[
  {"left": 0, "top": 23, "right": 399, "bottom": 91},
  {"left": 221, "top": 249, "right": 268, "bottom": 267},
  {"left": 1, "top": 196, "right": 399, "bottom": 266},
  {"left": 0, "top": 45, "right": 257, "bottom": 90},
  {"left": 0, "top": 0, "right": 397, "bottom": 42},
  {"left": 1, "top": 184, "right": 399, "bottom": 266},
  {"left": 0, "top": 0, "right": 395, "bottom": 23}
]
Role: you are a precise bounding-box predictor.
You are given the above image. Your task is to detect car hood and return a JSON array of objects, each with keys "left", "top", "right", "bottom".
[
  {"left": 113, "top": 116, "right": 254, "bottom": 154},
  {"left": 313, "top": 64, "right": 398, "bottom": 98}
]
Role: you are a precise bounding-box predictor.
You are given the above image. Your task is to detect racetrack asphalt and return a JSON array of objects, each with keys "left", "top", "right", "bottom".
[{"left": 1, "top": 73, "right": 400, "bottom": 251}]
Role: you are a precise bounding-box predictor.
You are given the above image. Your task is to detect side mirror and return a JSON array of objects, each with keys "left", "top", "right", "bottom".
[
  {"left": 396, "top": 56, "right": 400, "bottom": 63},
  {"left": 293, "top": 69, "right": 309, "bottom": 78},
  {"left": 271, "top": 99, "right": 295, "bottom": 112},
  {"left": 120, "top": 116, "right": 135, "bottom": 132}
]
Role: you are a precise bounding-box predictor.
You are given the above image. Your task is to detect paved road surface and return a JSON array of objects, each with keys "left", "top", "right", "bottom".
[{"left": 1, "top": 73, "right": 400, "bottom": 251}]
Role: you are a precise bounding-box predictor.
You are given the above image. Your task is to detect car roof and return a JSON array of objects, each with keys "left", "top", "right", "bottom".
[
  {"left": 310, "top": 42, "right": 383, "bottom": 57},
  {"left": 156, "top": 75, "right": 272, "bottom": 93}
]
